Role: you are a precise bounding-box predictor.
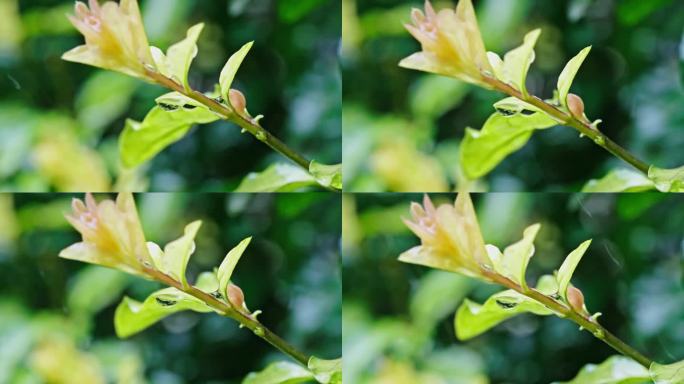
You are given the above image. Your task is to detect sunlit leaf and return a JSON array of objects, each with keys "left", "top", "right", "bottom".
[
  {"left": 219, "top": 41, "right": 253, "bottom": 102},
  {"left": 488, "top": 29, "right": 541, "bottom": 96},
  {"left": 119, "top": 104, "right": 219, "bottom": 168},
  {"left": 554, "top": 356, "right": 649, "bottom": 384},
  {"left": 217, "top": 237, "right": 252, "bottom": 298},
  {"left": 454, "top": 289, "right": 553, "bottom": 340},
  {"left": 650, "top": 359, "right": 684, "bottom": 384},
  {"left": 460, "top": 103, "right": 557, "bottom": 179},
  {"left": 235, "top": 163, "right": 318, "bottom": 192},
  {"left": 648, "top": 165, "right": 684, "bottom": 192},
  {"left": 149, "top": 221, "right": 202, "bottom": 288},
  {"left": 114, "top": 287, "right": 214, "bottom": 338},
  {"left": 308, "top": 357, "right": 342, "bottom": 384},
  {"left": 309, "top": 161, "right": 342, "bottom": 190},
  {"left": 151, "top": 23, "right": 205, "bottom": 91},
  {"left": 536, "top": 274, "right": 559, "bottom": 296},
  {"left": 556, "top": 240, "right": 592, "bottom": 301},
  {"left": 490, "top": 223, "right": 541, "bottom": 290},
  {"left": 243, "top": 361, "right": 314, "bottom": 384},
  {"left": 557, "top": 46, "right": 591, "bottom": 107},
  {"left": 582, "top": 169, "right": 655, "bottom": 192}
]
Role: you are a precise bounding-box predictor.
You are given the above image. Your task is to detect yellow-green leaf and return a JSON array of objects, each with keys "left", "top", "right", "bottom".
[
  {"left": 582, "top": 169, "right": 655, "bottom": 192},
  {"left": 114, "top": 287, "right": 214, "bottom": 338},
  {"left": 149, "top": 221, "right": 202, "bottom": 288},
  {"left": 454, "top": 289, "right": 553, "bottom": 340},
  {"left": 489, "top": 29, "right": 541, "bottom": 96},
  {"left": 557, "top": 239, "right": 592, "bottom": 301},
  {"left": 494, "top": 223, "right": 541, "bottom": 290},
  {"left": 219, "top": 41, "right": 254, "bottom": 103},
  {"left": 554, "top": 356, "right": 649, "bottom": 384},
  {"left": 557, "top": 46, "right": 592, "bottom": 107},
  {"left": 648, "top": 165, "right": 684, "bottom": 192},
  {"left": 243, "top": 361, "right": 314, "bottom": 384},
  {"left": 217, "top": 237, "right": 252, "bottom": 298},
  {"left": 309, "top": 161, "right": 342, "bottom": 190},
  {"left": 152, "top": 23, "right": 205, "bottom": 91},
  {"left": 235, "top": 163, "right": 318, "bottom": 192},
  {"left": 308, "top": 357, "right": 342, "bottom": 384},
  {"left": 650, "top": 359, "right": 684, "bottom": 384}
]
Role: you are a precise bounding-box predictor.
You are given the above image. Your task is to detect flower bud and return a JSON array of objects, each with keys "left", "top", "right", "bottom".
[
  {"left": 229, "top": 89, "right": 247, "bottom": 114},
  {"left": 567, "top": 93, "right": 585, "bottom": 120},
  {"left": 567, "top": 285, "right": 586, "bottom": 313},
  {"left": 226, "top": 283, "right": 245, "bottom": 310}
]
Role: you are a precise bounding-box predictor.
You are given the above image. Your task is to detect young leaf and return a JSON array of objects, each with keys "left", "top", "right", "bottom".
[
  {"left": 554, "top": 356, "right": 649, "bottom": 384},
  {"left": 582, "top": 169, "right": 655, "bottom": 192},
  {"left": 557, "top": 46, "right": 592, "bottom": 107},
  {"left": 243, "top": 361, "right": 314, "bottom": 384},
  {"left": 650, "top": 359, "right": 684, "bottom": 384},
  {"left": 489, "top": 29, "right": 541, "bottom": 96},
  {"left": 454, "top": 289, "right": 553, "bottom": 340},
  {"left": 309, "top": 161, "right": 342, "bottom": 190},
  {"left": 497, "top": 223, "right": 541, "bottom": 290},
  {"left": 195, "top": 271, "right": 219, "bottom": 293},
  {"left": 217, "top": 237, "right": 252, "bottom": 298},
  {"left": 151, "top": 23, "right": 205, "bottom": 91},
  {"left": 308, "top": 357, "right": 342, "bottom": 384},
  {"left": 648, "top": 165, "right": 684, "bottom": 192},
  {"left": 149, "top": 221, "right": 202, "bottom": 288},
  {"left": 114, "top": 287, "right": 214, "bottom": 338},
  {"left": 460, "top": 106, "right": 557, "bottom": 179},
  {"left": 556, "top": 240, "right": 592, "bottom": 301},
  {"left": 235, "top": 163, "right": 318, "bottom": 192},
  {"left": 119, "top": 104, "right": 219, "bottom": 168},
  {"left": 219, "top": 41, "right": 254, "bottom": 103}
]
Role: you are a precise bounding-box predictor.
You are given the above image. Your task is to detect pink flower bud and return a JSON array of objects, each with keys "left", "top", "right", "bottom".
[
  {"left": 226, "top": 283, "right": 245, "bottom": 310},
  {"left": 229, "top": 89, "right": 247, "bottom": 114},
  {"left": 567, "top": 285, "right": 586, "bottom": 313},
  {"left": 567, "top": 93, "right": 585, "bottom": 120}
]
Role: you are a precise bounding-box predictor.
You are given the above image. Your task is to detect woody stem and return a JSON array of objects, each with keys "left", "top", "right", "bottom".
[
  {"left": 481, "top": 76, "right": 651, "bottom": 175},
  {"left": 481, "top": 269, "right": 653, "bottom": 368},
  {"left": 143, "top": 267, "right": 311, "bottom": 366}
]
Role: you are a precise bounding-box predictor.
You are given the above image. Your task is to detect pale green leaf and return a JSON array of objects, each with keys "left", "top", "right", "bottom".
[
  {"left": 495, "top": 29, "right": 541, "bottom": 96},
  {"left": 66, "top": 266, "right": 128, "bottom": 315},
  {"left": 557, "top": 240, "right": 592, "bottom": 301},
  {"left": 119, "top": 104, "right": 219, "bottom": 168},
  {"left": 309, "top": 161, "right": 342, "bottom": 190},
  {"left": 114, "top": 287, "right": 214, "bottom": 338},
  {"left": 243, "top": 361, "right": 314, "bottom": 384},
  {"left": 155, "top": 91, "right": 206, "bottom": 110},
  {"left": 536, "top": 274, "right": 559, "bottom": 296},
  {"left": 454, "top": 289, "right": 553, "bottom": 340},
  {"left": 219, "top": 41, "right": 254, "bottom": 102},
  {"left": 217, "top": 237, "right": 252, "bottom": 298},
  {"left": 153, "top": 23, "right": 205, "bottom": 91},
  {"left": 149, "top": 221, "right": 202, "bottom": 288},
  {"left": 557, "top": 46, "right": 592, "bottom": 107},
  {"left": 235, "top": 163, "right": 318, "bottom": 192},
  {"left": 195, "top": 271, "right": 219, "bottom": 293},
  {"left": 308, "top": 357, "right": 342, "bottom": 384},
  {"left": 648, "top": 165, "right": 684, "bottom": 192},
  {"left": 460, "top": 105, "right": 557, "bottom": 179},
  {"left": 582, "top": 169, "right": 655, "bottom": 192},
  {"left": 554, "top": 356, "right": 649, "bottom": 384},
  {"left": 650, "top": 359, "right": 684, "bottom": 384},
  {"left": 496, "top": 223, "right": 541, "bottom": 290}
]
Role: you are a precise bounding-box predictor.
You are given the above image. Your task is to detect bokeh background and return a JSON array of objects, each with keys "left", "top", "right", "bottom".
[
  {"left": 0, "top": 193, "right": 341, "bottom": 383},
  {"left": 342, "top": 193, "right": 684, "bottom": 383},
  {"left": 0, "top": 0, "right": 341, "bottom": 191},
  {"left": 342, "top": 0, "right": 684, "bottom": 192}
]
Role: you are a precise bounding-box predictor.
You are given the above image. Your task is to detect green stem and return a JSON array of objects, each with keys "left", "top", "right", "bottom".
[
  {"left": 144, "top": 267, "right": 311, "bottom": 366},
  {"left": 482, "top": 76, "right": 651, "bottom": 175},
  {"left": 144, "top": 68, "right": 312, "bottom": 172},
  {"left": 482, "top": 269, "right": 653, "bottom": 368}
]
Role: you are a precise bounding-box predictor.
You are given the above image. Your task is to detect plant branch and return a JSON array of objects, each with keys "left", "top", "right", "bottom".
[
  {"left": 143, "top": 266, "right": 311, "bottom": 366},
  {"left": 481, "top": 76, "right": 651, "bottom": 175},
  {"left": 144, "top": 68, "right": 312, "bottom": 172},
  {"left": 481, "top": 268, "right": 653, "bottom": 368}
]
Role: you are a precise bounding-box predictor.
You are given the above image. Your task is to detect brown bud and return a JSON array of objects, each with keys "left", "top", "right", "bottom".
[
  {"left": 226, "top": 283, "right": 245, "bottom": 310},
  {"left": 229, "top": 89, "right": 247, "bottom": 114},
  {"left": 566, "top": 93, "right": 585, "bottom": 120},
  {"left": 567, "top": 285, "right": 586, "bottom": 313}
]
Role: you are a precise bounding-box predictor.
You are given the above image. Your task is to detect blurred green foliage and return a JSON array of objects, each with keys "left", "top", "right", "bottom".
[
  {"left": 0, "top": 0, "right": 340, "bottom": 191},
  {"left": 342, "top": 0, "right": 684, "bottom": 191},
  {"left": 0, "top": 193, "right": 341, "bottom": 383},
  {"left": 342, "top": 192, "right": 684, "bottom": 383}
]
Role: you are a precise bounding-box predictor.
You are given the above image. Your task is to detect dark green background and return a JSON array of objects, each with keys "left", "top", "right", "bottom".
[
  {"left": 343, "top": 192, "right": 684, "bottom": 383},
  {"left": 0, "top": 193, "right": 341, "bottom": 383}
]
